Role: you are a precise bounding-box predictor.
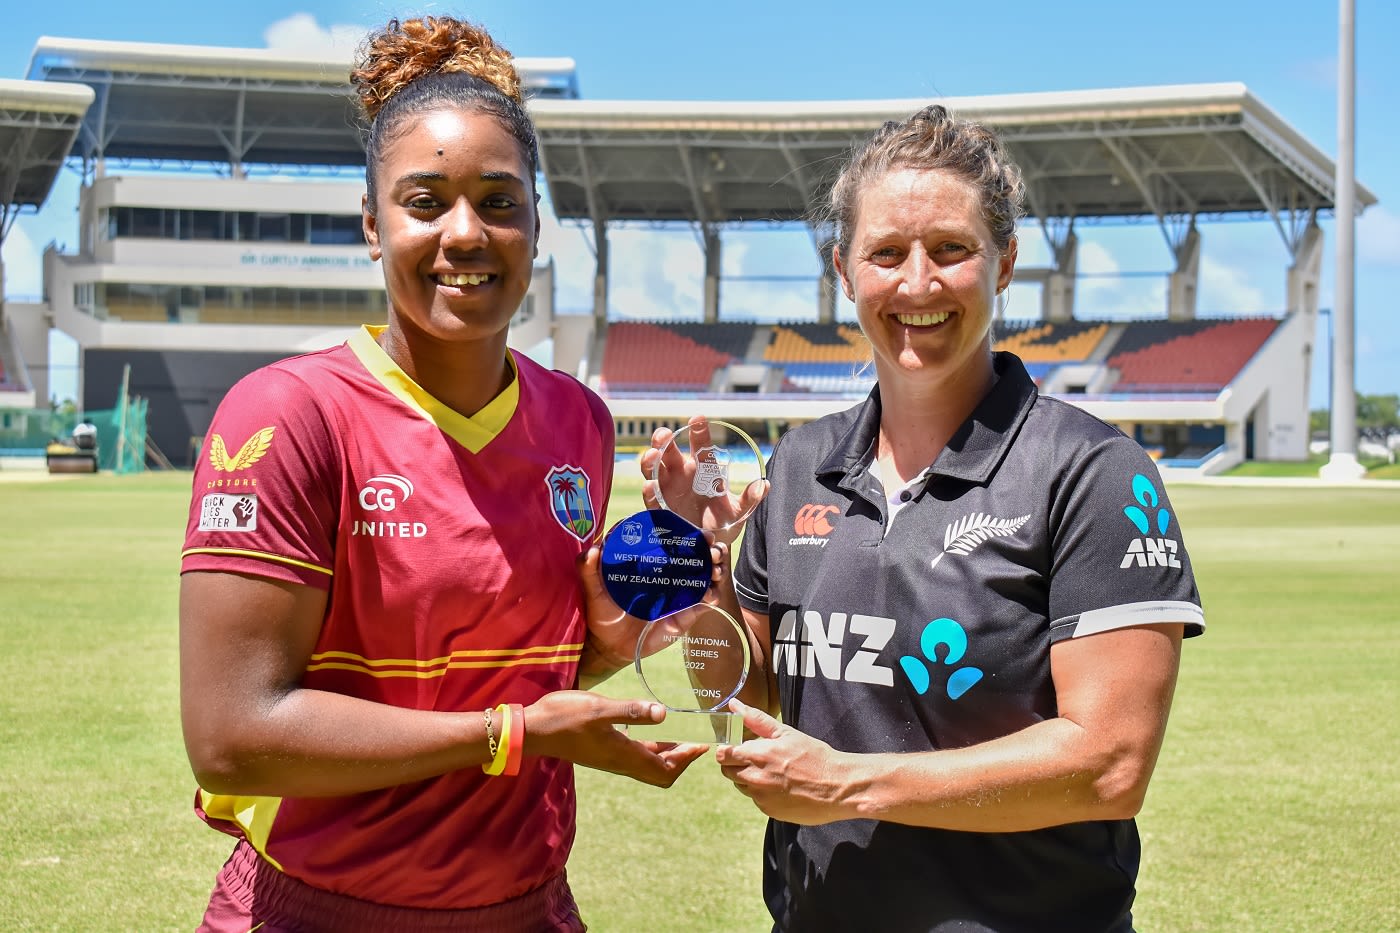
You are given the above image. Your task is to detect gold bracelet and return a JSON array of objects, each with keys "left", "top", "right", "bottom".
[{"left": 483, "top": 706, "right": 498, "bottom": 760}]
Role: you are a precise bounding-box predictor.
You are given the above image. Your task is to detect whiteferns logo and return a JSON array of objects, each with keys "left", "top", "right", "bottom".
[
  {"left": 353, "top": 473, "right": 426, "bottom": 538},
  {"left": 930, "top": 512, "right": 1030, "bottom": 570},
  {"left": 199, "top": 493, "right": 258, "bottom": 532},
  {"left": 1120, "top": 473, "right": 1180, "bottom": 569}
]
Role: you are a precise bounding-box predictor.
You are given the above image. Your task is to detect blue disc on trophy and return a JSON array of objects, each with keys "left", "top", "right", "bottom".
[{"left": 599, "top": 509, "right": 713, "bottom": 622}]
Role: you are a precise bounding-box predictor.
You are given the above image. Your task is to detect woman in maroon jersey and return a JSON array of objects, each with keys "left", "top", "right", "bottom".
[{"left": 179, "top": 15, "right": 704, "bottom": 932}]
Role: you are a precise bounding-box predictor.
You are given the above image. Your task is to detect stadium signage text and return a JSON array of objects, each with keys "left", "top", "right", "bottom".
[{"left": 239, "top": 252, "right": 377, "bottom": 269}]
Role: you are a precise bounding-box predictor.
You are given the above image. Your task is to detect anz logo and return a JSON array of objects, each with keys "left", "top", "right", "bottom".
[
  {"left": 772, "top": 610, "right": 894, "bottom": 686},
  {"left": 771, "top": 611, "right": 983, "bottom": 701},
  {"left": 1120, "top": 473, "right": 1181, "bottom": 569}
]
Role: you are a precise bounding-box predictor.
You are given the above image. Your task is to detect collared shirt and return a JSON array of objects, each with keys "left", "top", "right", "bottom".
[
  {"left": 734, "top": 351, "right": 1203, "bottom": 933},
  {"left": 182, "top": 325, "right": 614, "bottom": 909}
]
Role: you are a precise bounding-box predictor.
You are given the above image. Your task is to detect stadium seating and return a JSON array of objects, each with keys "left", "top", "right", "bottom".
[
  {"left": 664, "top": 322, "right": 759, "bottom": 360},
  {"left": 591, "top": 316, "right": 1279, "bottom": 400},
  {"left": 756, "top": 323, "right": 870, "bottom": 393},
  {"left": 600, "top": 321, "right": 736, "bottom": 391},
  {"left": 993, "top": 320, "right": 1109, "bottom": 363},
  {"left": 1108, "top": 318, "right": 1279, "bottom": 392},
  {"left": 764, "top": 323, "right": 869, "bottom": 363}
]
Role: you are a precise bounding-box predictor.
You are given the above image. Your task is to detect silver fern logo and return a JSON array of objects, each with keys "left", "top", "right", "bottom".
[{"left": 930, "top": 512, "right": 1031, "bottom": 570}]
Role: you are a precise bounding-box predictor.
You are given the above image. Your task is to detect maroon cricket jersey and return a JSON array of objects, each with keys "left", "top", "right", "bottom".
[{"left": 182, "top": 325, "right": 614, "bottom": 908}]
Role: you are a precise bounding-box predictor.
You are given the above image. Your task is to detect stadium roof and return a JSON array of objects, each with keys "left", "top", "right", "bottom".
[
  {"left": 530, "top": 84, "right": 1378, "bottom": 233},
  {"left": 20, "top": 37, "right": 1376, "bottom": 241},
  {"left": 24, "top": 36, "right": 578, "bottom": 170},
  {"left": 0, "top": 78, "right": 93, "bottom": 223}
]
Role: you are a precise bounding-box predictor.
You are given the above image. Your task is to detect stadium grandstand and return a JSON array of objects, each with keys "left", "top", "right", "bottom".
[{"left": 0, "top": 35, "right": 1377, "bottom": 473}]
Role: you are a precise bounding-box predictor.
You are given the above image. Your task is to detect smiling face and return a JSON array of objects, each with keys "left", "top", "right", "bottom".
[
  {"left": 363, "top": 107, "right": 539, "bottom": 348},
  {"left": 835, "top": 167, "right": 1016, "bottom": 394}
]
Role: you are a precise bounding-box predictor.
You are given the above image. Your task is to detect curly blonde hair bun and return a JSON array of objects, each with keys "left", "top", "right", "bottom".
[{"left": 351, "top": 15, "right": 522, "bottom": 123}]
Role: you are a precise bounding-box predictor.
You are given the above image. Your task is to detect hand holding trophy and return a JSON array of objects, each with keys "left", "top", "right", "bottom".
[
  {"left": 597, "top": 417, "right": 768, "bottom": 744},
  {"left": 640, "top": 416, "right": 769, "bottom": 546}
]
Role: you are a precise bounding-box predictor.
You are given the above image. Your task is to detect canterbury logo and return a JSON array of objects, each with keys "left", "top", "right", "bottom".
[
  {"left": 208, "top": 427, "right": 275, "bottom": 473},
  {"left": 794, "top": 504, "right": 840, "bottom": 537}
]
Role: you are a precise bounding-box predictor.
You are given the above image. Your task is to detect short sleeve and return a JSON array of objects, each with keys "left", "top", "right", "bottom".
[
  {"left": 582, "top": 384, "right": 616, "bottom": 536},
  {"left": 732, "top": 436, "right": 781, "bottom": 616},
  {"left": 182, "top": 364, "right": 340, "bottom": 589},
  {"left": 1046, "top": 433, "right": 1204, "bottom": 643}
]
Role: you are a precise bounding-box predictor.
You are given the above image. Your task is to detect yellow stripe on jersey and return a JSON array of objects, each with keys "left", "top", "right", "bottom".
[
  {"left": 181, "top": 547, "right": 333, "bottom": 576},
  {"left": 198, "top": 789, "right": 284, "bottom": 871},
  {"left": 349, "top": 325, "right": 519, "bottom": 454},
  {"left": 306, "top": 643, "right": 585, "bottom": 678}
]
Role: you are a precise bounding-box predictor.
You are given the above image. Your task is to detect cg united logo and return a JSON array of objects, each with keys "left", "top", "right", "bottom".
[
  {"left": 1120, "top": 473, "right": 1181, "bottom": 569},
  {"left": 353, "top": 473, "right": 426, "bottom": 539},
  {"left": 790, "top": 503, "right": 839, "bottom": 547},
  {"left": 359, "top": 474, "right": 414, "bottom": 511}
]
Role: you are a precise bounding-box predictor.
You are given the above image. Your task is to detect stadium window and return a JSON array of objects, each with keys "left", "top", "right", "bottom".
[
  {"left": 131, "top": 207, "right": 164, "bottom": 238},
  {"left": 190, "top": 210, "right": 221, "bottom": 240},
  {"left": 309, "top": 213, "right": 364, "bottom": 245},
  {"left": 290, "top": 214, "right": 309, "bottom": 243},
  {"left": 255, "top": 213, "right": 292, "bottom": 243},
  {"left": 232, "top": 212, "right": 255, "bottom": 241}
]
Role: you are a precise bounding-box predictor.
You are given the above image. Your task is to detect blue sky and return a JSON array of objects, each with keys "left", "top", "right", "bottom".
[{"left": 3, "top": 0, "right": 1397, "bottom": 407}]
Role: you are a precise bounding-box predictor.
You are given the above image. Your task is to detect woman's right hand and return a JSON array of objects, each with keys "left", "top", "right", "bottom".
[
  {"left": 639, "top": 418, "right": 767, "bottom": 546},
  {"left": 523, "top": 691, "right": 708, "bottom": 787}
]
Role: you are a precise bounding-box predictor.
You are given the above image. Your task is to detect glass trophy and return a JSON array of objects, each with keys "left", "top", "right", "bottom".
[{"left": 597, "top": 418, "right": 767, "bottom": 744}]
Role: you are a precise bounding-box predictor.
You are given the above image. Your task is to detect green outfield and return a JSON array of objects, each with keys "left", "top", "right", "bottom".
[{"left": 0, "top": 471, "right": 1396, "bottom": 931}]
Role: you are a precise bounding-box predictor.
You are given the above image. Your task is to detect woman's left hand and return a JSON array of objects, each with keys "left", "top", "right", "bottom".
[{"left": 715, "top": 700, "right": 854, "bottom": 825}]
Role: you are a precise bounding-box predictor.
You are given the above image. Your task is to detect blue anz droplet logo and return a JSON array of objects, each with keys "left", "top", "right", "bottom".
[
  {"left": 899, "top": 617, "right": 984, "bottom": 700},
  {"left": 1123, "top": 473, "right": 1170, "bottom": 535},
  {"left": 1119, "top": 473, "right": 1182, "bottom": 570}
]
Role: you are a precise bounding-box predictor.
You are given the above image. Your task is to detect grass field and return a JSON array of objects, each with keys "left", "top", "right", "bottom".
[
  {"left": 1222, "top": 452, "right": 1400, "bottom": 479},
  {"left": 1, "top": 471, "right": 1396, "bottom": 931}
]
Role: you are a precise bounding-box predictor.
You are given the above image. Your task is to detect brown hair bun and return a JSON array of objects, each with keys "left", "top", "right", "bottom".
[{"left": 351, "top": 15, "right": 522, "bottom": 123}]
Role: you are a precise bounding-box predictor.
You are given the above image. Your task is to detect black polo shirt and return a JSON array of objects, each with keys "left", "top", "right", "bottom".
[{"left": 733, "top": 352, "right": 1204, "bottom": 933}]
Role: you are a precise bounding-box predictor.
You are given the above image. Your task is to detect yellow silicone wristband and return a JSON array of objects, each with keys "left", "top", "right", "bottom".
[{"left": 483, "top": 704, "right": 511, "bottom": 776}]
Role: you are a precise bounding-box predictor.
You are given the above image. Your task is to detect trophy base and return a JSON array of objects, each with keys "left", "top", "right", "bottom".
[{"left": 624, "top": 709, "right": 743, "bottom": 746}]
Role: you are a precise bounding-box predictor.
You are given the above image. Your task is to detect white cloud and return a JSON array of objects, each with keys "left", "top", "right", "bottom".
[
  {"left": 263, "top": 13, "right": 367, "bottom": 56},
  {"left": 1, "top": 221, "right": 42, "bottom": 299},
  {"left": 1072, "top": 241, "right": 1168, "bottom": 319},
  {"left": 536, "top": 213, "right": 597, "bottom": 314},
  {"left": 607, "top": 230, "right": 704, "bottom": 320},
  {"left": 1358, "top": 206, "right": 1400, "bottom": 267},
  {"left": 1199, "top": 255, "right": 1269, "bottom": 314},
  {"left": 1288, "top": 56, "right": 1337, "bottom": 90}
]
